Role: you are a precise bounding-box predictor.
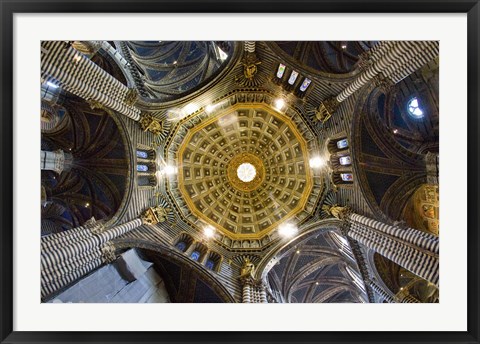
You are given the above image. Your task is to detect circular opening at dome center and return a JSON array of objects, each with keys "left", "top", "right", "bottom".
[{"left": 237, "top": 163, "right": 256, "bottom": 182}]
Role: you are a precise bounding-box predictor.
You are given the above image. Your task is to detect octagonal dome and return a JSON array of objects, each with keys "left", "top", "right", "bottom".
[{"left": 166, "top": 92, "right": 323, "bottom": 245}]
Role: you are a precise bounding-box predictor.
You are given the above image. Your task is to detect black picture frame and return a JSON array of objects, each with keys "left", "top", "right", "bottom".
[{"left": 1, "top": 1, "right": 479, "bottom": 343}]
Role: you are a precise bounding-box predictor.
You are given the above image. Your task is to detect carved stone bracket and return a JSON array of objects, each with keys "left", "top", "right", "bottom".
[
  {"left": 101, "top": 241, "right": 117, "bottom": 264},
  {"left": 315, "top": 97, "right": 339, "bottom": 123},
  {"left": 86, "top": 99, "right": 114, "bottom": 116},
  {"left": 71, "top": 41, "right": 101, "bottom": 56},
  {"left": 372, "top": 73, "right": 394, "bottom": 93},
  {"left": 139, "top": 113, "right": 163, "bottom": 136},
  {"left": 84, "top": 216, "right": 106, "bottom": 235},
  {"left": 124, "top": 88, "right": 139, "bottom": 106},
  {"left": 357, "top": 50, "right": 373, "bottom": 72}
]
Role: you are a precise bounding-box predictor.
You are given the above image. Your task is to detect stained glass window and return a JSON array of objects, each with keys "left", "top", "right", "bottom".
[
  {"left": 191, "top": 250, "right": 201, "bottom": 261},
  {"left": 276, "top": 63, "right": 286, "bottom": 78},
  {"left": 136, "top": 150, "right": 148, "bottom": 159},
  {"left": 336, "top": 139, "right": 348, "bottom": 149},
  {"left": 407, "top": 97, "right": 424, "bottom": 118},
  {"left": 137, "top": 164, "right": 148, "bottom": 172},
  {"left": 137, "top": 176, "right": 151, "bottom": 186},
  {"left": 205, "top": 259, "right": 215, "bottom": 270},
  {"left": 339, "top": 156, "right": 351, "bottom": 166},
  {"left": 340, "top": 173, "right": 353, "bottom": 182},
  {"left": 288, "top": 71, "right": 299, "bottom": 85},
  {"left": 299, "top": 78, "right": 311, "bottom": 92},
  {"left": 175, "top": 241, "right": 187, "bottom": 252}
]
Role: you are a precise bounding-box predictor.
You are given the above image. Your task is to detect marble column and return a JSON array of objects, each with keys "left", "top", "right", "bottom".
[
  {"left": 41, "top": 41, "right": 141, "bottom": 121},
  {"left": 41, "top": 216, "right": 144, "bottom": 299},
  {"left": 317, "top": 41, "right": 439, "bottom": 121},
  {"left": 346, "top": 213, "right": 439, "bottom": 286}
]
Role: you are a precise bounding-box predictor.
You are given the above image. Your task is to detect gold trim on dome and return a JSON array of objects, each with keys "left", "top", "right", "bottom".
[
  {"left": 227, "top": 153, "right": 265, "bottom": 192},
  {"left": 175, "top": 103, "right": 314, "bottom": 240}
]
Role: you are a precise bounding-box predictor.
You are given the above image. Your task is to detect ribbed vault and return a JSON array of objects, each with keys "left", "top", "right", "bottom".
[{"left": 267, "top": 231, "right": 366, "bottom": 303}]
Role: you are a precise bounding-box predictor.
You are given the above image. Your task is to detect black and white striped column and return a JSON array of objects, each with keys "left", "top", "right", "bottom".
[
  {"left": 336, "top": 41, "right": 439, "bottom": 103},
  {"left": 346, "top": 213, "right": 439, "bottom": 286},
  {"left": 41, "top": 218, "right": 143, "bottom": 299},
  {"left": 241, "top": 282, "right": 268, "bottom": 303},
  {"left": 244, "top": 41, "right": 256, "bottom": 53},
  {"left": 41, "top": 41, "right": 141, "bottom": 121}
]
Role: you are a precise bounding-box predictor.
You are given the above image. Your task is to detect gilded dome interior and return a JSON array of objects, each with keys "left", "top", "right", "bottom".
[{"left": 168, "top": 102, "right": 320, "bottom": 241}]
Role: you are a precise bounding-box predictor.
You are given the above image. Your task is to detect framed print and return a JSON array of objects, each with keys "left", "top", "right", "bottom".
[{"left": 1, "top": 1, "right": 479, "bottom": 344}]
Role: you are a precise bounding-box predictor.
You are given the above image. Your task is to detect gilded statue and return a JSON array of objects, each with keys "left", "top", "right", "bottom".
[
  {"left": 322, "top": 204, "right": 349, "bottom": 219},
  {"left": 243, "top": 62, "right": 260, "bottom": 80},
  {"left": 242, "top": 53, "right": 261, "bottom": 80},
  {"left": 239, "top": 258, "right": 256, "bottom": 279},
  {"left": 153, "top": 206, "right": 170, "bottom": 223},
  {"left": 141, "top": 206, "right": 170, "bottom": 225},
  {"left": 315, "top": 98, "right": 339, "bottom": 124},
  {"left": 315, "top": 107, "right": 332, "bottom": 124},
  {"left": 139, "top": 113, "right": 163, "bottom": 136}
]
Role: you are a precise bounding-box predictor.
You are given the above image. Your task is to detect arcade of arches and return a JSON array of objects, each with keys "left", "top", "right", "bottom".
[{"left": 40, "top": 41, "right": 439, "bottom": 303}]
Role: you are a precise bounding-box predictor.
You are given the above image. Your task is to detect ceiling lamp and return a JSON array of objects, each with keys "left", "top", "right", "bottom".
[
  {"left": 205, "top": 104, "right": 216, "bottom": 113},
  {"left": 274, "top": 98, "right": 285, "bottom": 111},
  {"left": 204, "top": 225, "right": 215, "bottom": 238},
  {"left": 163, "top": 165, "right": 177, "bottom": 176},
  {"left": 182, "top": 103, "right": 200, "bottom": 116},
  {"left": 309, "top": 156, "right": 325, "bottom": 168},
  {"left": 278, "top": 223, "right": 298, "bottom": 238}
]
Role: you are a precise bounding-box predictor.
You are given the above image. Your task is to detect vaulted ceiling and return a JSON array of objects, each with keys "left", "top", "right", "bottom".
[{"left": 40, "top": 40, "right": 439, "bottom": 303}]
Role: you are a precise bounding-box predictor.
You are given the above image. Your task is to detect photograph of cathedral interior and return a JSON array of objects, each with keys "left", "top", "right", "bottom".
[{"left": 40, "top": 41, "right": 439, "bottom": 304}]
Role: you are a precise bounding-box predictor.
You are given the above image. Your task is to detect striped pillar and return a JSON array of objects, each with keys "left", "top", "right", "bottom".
[
  {"left": 336, "top": 41, "right": 439, "bottom": 103},
  {"left": 41, "top": 41, "right": 141, "bottom": 121},
  {"left": 389, "top": 41, "right": 439, "bottom": 83},
  {"left": 41, "top": 218, "right": 143, "bottom": 299},
  {"left": 259, "top": 286, "right": 268, "bottom": 303},
  {"left": 244, "top": 41, "right": 256, "bottom": 53},
  {"left": 346, "top": 213, "right": 439, "bottom": 286},
  {"left": 242, "top": 284, "right": 251, "bottom": 303},
  {"left": 241, "top": 282, "right": 268, "bottom": 303}
]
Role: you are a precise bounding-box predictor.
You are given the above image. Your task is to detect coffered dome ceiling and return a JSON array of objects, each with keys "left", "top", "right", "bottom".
[{"left": 166, "top": 92, "right": 324, "bottom": 245}]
